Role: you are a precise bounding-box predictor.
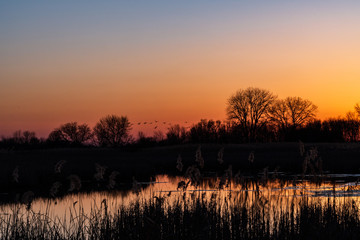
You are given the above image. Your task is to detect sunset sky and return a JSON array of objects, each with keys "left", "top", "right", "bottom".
[{"left": 1, "top": 1, "right": 360, "bottom": 137}]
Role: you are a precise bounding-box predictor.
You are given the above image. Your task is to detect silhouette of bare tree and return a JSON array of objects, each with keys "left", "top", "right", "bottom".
[
  {"left": 166, "top": 124, "right": 187, "bottom": 144},
  {"left": 93, "top": 115, "right": 131, "bottom": 147},
  {"left": 268, "top": 97, "right": 318, "bottom": 132},
  {"left": 227, "top": 87, "right": 276, "bottom": 142},
  {"left": 355, "top": 103, "right": 360, "bottom": 117},
  {"left": 48, "top": 122, "right": 92, "bottom": 145}
]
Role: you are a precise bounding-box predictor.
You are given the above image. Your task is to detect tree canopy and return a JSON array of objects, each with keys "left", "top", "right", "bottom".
[
  {"left": 227, "top": 87, "right": 276, "bottom": 142},
  {"left": 93, "top": 115, "right": 131, "bottom": 147}
]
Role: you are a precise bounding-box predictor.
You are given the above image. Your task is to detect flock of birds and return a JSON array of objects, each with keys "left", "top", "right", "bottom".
[{"left": 131, "top": 121, "right": 190, "bottom": 130}]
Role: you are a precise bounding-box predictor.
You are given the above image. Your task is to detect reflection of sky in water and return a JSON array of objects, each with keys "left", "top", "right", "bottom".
[{"left": 1, "top": 175, "right": 360, "bottom": 229}]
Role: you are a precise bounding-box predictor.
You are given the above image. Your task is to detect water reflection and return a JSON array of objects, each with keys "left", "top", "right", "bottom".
[{"left": 1, "top": 175, "right": 360, "bottom": 225}]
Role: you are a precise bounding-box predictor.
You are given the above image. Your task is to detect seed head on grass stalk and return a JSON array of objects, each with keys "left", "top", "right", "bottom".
[
  {"left": 54, "top": 160, "right": 66, "bottom": 174},
  {"left": 21, "top": 191, "right": 34, "bottom": 210},
  {"left": 107, "top": 171, "right": 119, "bottom": 189},
  {"left": 248, "top": 151, "right": 255, "bottom": 164},
  {"left": 234, "top": 170, "right": 242, "bottom": 186},
  {"left": 68, "top": 175, "right": 81, "bottom": 192},
  {"left": 176, "top": 154, "right": 183, "bottom": 172},
  {"left": 49, "top": 181, "right": 62, "bottom": 198},
  {"left": 260, "top": 167, "right": 269, "bottom": 187},
  {"left": 94, "top": 163, "right": 107, "bottom": 181},
  {"left": 195, "top": 145, "right": 204, "bottom": 168},
  {"left": 217, "top": 147, "right": 224, "bottom": 164},
  {"left": 299, "top": 140, "right": 305, "bottom": 157},
  {"left": 225, "top": 165, "right": 233, "bottom": 180},
  {"left": 12, "top": 166, "right": 19, "bottom": 183},
  {"left": 132, "top": 177, "right": 141, "bottom": 195},
  {"left": 185, "top": 165, "right": 201, "bottom": 187}
]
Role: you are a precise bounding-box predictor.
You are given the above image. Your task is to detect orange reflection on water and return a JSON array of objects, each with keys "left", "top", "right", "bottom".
[{"left": 1, "top": 175, "right": 360, "bottom": 231}]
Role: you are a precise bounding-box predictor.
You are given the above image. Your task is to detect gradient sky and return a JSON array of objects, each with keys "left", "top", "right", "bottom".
[{"left": 1, "top": 1, "right": 360, "bottom": 137}]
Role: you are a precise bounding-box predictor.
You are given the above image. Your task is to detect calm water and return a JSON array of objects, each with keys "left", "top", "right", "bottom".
[{"left": 2, "top": 174, "right": 360, "bottom": 224}]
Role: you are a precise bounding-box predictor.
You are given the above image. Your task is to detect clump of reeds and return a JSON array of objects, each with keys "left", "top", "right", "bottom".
[
  {"left": 107, "top": 171, "right": 119, "bottom": 189},
  {"left": 68, "top": 175, "right": 81, "bottom": 192},
  {"left": 217, "top": 147, "right": 224, "bottom": 164},
  {"left": 54, "top": 160, "right": 66, "bottom": 174},
  {"left": 195, "top": 145, "right": 204, "bottom": 168},
  {"left": 176, "top": 154, "right": 183, "bottom": 172}
]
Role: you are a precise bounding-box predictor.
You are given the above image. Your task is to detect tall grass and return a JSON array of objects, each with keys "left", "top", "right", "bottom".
[
  {"left": 1, "top": 180, "right": 360, "bottom": 239},
  {"left": 1, "top": 145, "right": 360, "bottom": 239}
]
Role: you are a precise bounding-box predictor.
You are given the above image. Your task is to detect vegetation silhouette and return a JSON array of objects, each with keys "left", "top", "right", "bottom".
[
  {"left": 93, "top": 115, "right": 132, "bottom": 147},
  {"left": 48, "top": 122, "right": 93, "bottom": 146},
  {"left": 226, "top": 87, "right": 276, "bottom": 142},
  {"left": 268, "top": 97, "right": 318, "bottom": 140},
  {"left": 1, "top": 88, "right": 360, "bottom": 149},
  {"left": 2, "top": 144, "right": 360, "bottom": 239}
]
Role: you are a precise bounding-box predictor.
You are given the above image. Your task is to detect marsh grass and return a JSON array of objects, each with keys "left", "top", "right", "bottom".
[
  {"left": 1, "top": 144, "right": 360, "bottom": 239},
  {"left": 1, "top": 179, "right": 360, "bottom": 240}
]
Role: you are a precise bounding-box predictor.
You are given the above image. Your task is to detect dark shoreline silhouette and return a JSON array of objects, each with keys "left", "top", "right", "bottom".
[{"left": 2, "top": 88, "right": 360, "bottom": 149}]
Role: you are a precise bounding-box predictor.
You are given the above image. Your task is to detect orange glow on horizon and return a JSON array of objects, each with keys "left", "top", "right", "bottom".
[{"left": 1, "top": 2, "right": 360, "bottom": 137}]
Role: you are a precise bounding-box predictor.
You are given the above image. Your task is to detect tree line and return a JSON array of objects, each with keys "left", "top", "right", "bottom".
[{"left": 1, "top": 87, "right": 360, "bottom": 149}]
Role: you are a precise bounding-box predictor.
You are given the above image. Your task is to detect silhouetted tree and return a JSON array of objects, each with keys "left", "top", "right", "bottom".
[
  {"left": 322, "top": 118, "right": 346, "bottom": 142},
  {"left": 136, "top": 131, "right": 154, "bottom": 146},
  {"left": 12, "top": 130, "right": 38, "bottom": 144},
  {"left": 189, "top": 119, "right": 217, "bottom": 143},
  {"left": 48, "top": 122, "right": 93, "bottom": 145},
  {"left": 298, "top": 119, "right": 323, "bottom": 142},
  {"left": 226, "top": 87, "right": 276, "bottom": 142},
  {"left": 344, "top": 112, "right": 360, "bottom": 142},
  {"left": 93, "top": 115, "right": 131, "bottom": 147},
  {"left": 166, "top": 124, "right": 187, "bottom": 144},
  {"left": 47, "top": 129, "right": 66, "bottom": 144},
  {"left": 268, "top": 97, "right": 317, "bottom": 140},
  {"left": 355, "top": 103, "right": 360, "bottom": 117},
  {"left": 22, "top": 130, "right": 37, "bottom": 144},
  {"left": 153, "top": 130, "right": 164, "bottom": 142}
]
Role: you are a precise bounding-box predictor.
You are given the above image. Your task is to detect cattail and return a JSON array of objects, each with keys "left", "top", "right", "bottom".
[
  {"left": 54, "top": 160, "right": 66, "bottom": 174},
  {"left": 107, "top": 171, "right": 119, "bottom": 189},
  {"left": 176, "top": 154, "right": 183, "bottom": 172},
  {"left": 248, "top": 151, "right": 255, "bottom": 164},
  {"left": 68, "top": 175, "right": 81, "bottom": 192},
  {"left": 217, "top": 147, "right": 224, "bottom": 164},
  {"left": 94, "top": 163, "right": 107, "bottom": 181},
  {"left": 299, "top": 140, "right": 305, "bottom": 157},
  {"left": 195, "top": 145, "right": 204, "bottom": 168},
  {"left": 49, "top": 181, "right": 62, "bottom": 197},
  {"left": 12, "top": 166, "right": 19, "bottom": 183}
]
